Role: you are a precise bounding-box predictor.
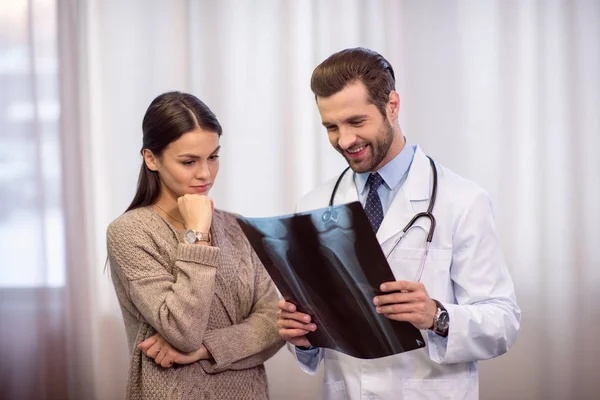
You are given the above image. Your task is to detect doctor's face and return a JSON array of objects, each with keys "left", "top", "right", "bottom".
[
  {"left": 143, "top": 127, "right": 220, "bottom": 203},
  {"left": 317, "top": 80, "right": 395, "bottom": 173}
]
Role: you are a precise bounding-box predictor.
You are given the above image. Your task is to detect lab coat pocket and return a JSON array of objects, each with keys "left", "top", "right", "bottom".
[
  {"left": 321, "top": 380, "right": 346, "bottom": 400},
  {"left": 389, "top": 247, "right": 451, "bottom": 282},
  {"left": 403, "top": 378, "right": 474, "bottom": 400}
]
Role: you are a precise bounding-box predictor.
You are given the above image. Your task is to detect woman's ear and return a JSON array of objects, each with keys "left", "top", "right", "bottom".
[{"left": 142, "top": 149, "right": 159, "bottom": 171}]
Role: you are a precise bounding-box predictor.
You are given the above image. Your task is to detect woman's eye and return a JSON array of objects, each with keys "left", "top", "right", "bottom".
[
  {"left": 209, "top": 155, "right": 220, "bottom": 160},
  {"left": 182, "top": 160, "right": 195, "bottom": 166}
]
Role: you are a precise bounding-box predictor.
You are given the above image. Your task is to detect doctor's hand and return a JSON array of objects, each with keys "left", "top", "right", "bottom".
[
  {"left": 277, "top": 300, "right": 317, "bottom": 347},
  {"left": 373, "top": 281, "right": 438, "bottom": 330}
]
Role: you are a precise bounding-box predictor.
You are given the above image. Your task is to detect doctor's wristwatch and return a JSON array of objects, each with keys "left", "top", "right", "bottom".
[
  {"left": 431, "top": 299, "right": 450, "bottom": 337},
  {"left": 184, "top": 229, "right": 211, "bottom": 244}
]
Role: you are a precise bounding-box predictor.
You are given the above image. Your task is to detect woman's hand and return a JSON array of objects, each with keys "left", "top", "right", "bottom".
[
  {"left": 138, "top": 334, "right": 212, "bottom": 368},
  {"left": 177, "top": 194, "right": 214, "bottom": 233}
]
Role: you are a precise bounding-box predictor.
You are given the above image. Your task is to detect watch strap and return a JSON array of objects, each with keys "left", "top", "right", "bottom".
[
  {"left": 194, "top": 232, "right": 211, "bottom": 242},
  {"left": 432, "top": 299, "right": 449, "bottom": 336},
  {"left": 184, "top": 229, "right": 211, "bottom": 243}
]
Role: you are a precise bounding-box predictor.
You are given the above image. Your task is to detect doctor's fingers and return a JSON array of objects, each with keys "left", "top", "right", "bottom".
[
  {"left": 374, "top": 291, "right": 428, "bottom": 307},
  {"left": 277, "top": 309, "right": 312, "bottom": 323},
  {"left": 375, "top": 302, "right": 427, "bottom": 315},
  {"left": 277, "top": 299, "right": 299, "bottom": 313},
  {"left": 278, "top": 327, "right": 310, "bottom": 342},
  {"left": 382, "top": 312, "right": 420, "bottom": 324},
  {"left": 380, "top": 280, "right": 426, "bottom": 293},
  {"left": 277, "top": 317, "right": 317, "bottom": 332},
  {"left": 383, "top": 311, "right": 434, "bottom": 329}
]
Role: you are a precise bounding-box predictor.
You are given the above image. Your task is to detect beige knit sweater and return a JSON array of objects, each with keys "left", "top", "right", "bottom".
[{"left": 107, "top": 206, "right": 284, "bottom": 400}]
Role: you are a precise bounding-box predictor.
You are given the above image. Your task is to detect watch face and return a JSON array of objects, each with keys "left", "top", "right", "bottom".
[
  {"left": 437, "top": 311, "right": 450, "bottom": 331},
  {"left": 184, "top": 229, "right": 197, "bottom": 244}
]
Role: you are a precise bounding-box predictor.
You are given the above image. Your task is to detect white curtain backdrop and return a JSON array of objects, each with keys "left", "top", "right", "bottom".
[{"left": 60, "top": 1, "right": 600, "bottom": 399}]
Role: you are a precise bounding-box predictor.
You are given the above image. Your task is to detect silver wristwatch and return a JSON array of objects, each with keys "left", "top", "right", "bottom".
[
  {"left": 183, "top": 229, "right": 211, "bottom": 244},
  {"left": 431, "top": 299, "right": 450, "bottom": 336}
]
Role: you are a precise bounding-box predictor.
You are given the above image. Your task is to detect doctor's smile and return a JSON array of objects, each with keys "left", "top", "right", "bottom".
[{"left": 344, "top": 144, "right": 369, "bottom": 158}]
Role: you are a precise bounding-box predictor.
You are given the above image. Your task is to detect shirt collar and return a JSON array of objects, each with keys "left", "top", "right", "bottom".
[{"left": 355, "top": 142, "right": 416, "bottom": 195}]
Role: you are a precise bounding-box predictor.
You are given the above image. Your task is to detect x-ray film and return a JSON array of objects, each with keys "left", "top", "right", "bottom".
[{"left": 236, "top": 202, "right": 426, "bottom": 359}]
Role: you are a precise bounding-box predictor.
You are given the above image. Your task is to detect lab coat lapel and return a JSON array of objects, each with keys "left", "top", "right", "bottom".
[
  {"left": 376, "top": 146, "right": 433, "bottom": 246},
  {"left": 332, "top": 168, "right": 359, "bottom": 206}
]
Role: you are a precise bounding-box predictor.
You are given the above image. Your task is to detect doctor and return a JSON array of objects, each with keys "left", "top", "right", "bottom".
[{"left": 277, "top": 47, "right": 520, "bottom": 400}]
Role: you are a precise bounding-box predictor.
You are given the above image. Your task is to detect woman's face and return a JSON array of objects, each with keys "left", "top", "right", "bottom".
[{"left": 144, "top": 127, "right": 220, "bottom": 202}]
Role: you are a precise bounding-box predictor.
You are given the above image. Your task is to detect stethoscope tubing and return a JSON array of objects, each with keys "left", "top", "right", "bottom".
[{"left": 329, "top": 156, "right": 438, "bottom": 260}]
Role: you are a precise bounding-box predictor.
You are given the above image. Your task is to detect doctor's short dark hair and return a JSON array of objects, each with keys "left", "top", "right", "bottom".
[{"left": 310, "top": 47, "right": 396, "bottom": 117}]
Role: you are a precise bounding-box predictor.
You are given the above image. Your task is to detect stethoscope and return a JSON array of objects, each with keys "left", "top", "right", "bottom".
[{"left": 325, "top": 156, "right": 438, "bottom": 282}]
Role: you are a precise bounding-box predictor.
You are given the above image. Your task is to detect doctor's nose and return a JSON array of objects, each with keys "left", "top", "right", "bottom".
[{"left": 337, "top": 129, "right": 358, "bottom": 150}]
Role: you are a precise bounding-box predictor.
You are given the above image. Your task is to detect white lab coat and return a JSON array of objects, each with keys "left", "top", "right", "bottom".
[{"left": 291, "top": 146, "right": 520, "bottom": 400}]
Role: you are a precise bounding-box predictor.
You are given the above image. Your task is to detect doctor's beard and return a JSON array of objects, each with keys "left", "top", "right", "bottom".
[{"left": 341, "top": 119, "right": 394, "bottom": 173}]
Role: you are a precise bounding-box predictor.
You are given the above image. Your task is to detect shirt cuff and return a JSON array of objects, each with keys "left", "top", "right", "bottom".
[{"left": 295, "top": 346, "right": 321, "bottom": 375}]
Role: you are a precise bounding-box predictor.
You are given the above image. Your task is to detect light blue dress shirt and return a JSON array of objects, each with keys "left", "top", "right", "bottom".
[
  {"left": 354, "top": 143, "right": 416, "bottom": 214},
  {"left": 295, "top": 142, "right": 417, "bottom": 367}
]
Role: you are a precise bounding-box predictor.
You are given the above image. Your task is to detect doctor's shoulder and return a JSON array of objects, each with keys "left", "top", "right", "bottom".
[
  {"left": 436, "top": 164, "right": 496, "bottom": 217},
  {"left": 295, "top": 173, "right": 342, "bottom": 213}
]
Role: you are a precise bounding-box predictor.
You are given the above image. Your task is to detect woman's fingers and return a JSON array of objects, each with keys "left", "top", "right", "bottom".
[
  {"left": 155, "top": 347, "right": 168, "bottom": 364},
  {"left": 160, "top": 357, "right": 174, "bottom": 368},
  {"left": 145, "top": 342, "right": 162, "bottom": 358},
  {"left": 138, "top": 335, "right": 158, "bottom": 351}
]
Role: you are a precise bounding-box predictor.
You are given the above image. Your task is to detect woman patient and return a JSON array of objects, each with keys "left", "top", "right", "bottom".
[{"left": 107, "top": 91, "right": 283, "bottom": 399}]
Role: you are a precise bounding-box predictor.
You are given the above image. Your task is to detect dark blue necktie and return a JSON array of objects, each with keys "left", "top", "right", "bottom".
[{"left": 365, "top": 173, "right": 384, "bottom": 233}]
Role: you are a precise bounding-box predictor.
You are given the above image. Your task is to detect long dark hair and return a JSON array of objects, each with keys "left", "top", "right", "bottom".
[{"left": 125, "top": 91, "right": 222, "bottom": 213}]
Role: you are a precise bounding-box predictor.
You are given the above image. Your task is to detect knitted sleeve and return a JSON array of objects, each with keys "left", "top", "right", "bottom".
[
  {"left": 200, "top": 244, "right": 284, "bottom": 373},
  {"left": 107, "top": 215, "right": 220, "bottom": 352}
]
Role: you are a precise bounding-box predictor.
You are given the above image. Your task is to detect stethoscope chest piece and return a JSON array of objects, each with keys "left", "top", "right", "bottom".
[{"left": 321, "top": 208, "right": 339, "bottom": 224}]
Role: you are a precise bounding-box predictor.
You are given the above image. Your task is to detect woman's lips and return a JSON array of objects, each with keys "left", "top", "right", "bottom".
[{"left": 190, "top": 184, "right": 210, "bottom": 193}]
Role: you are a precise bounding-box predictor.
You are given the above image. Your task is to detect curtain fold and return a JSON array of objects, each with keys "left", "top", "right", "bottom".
[{"left": 58, "top": 0, "right": 97, "bottom": 398}]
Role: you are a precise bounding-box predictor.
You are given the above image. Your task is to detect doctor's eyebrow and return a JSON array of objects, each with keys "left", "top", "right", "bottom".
[
  {"left": 322, "top": 115, "right": 369, "bottom": 128},
  {"left": 322, "top": 114, "right": 368, "bottom": 128},
  {"left": 344, "top": 115, "right": 368, "bottom": 124}
]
